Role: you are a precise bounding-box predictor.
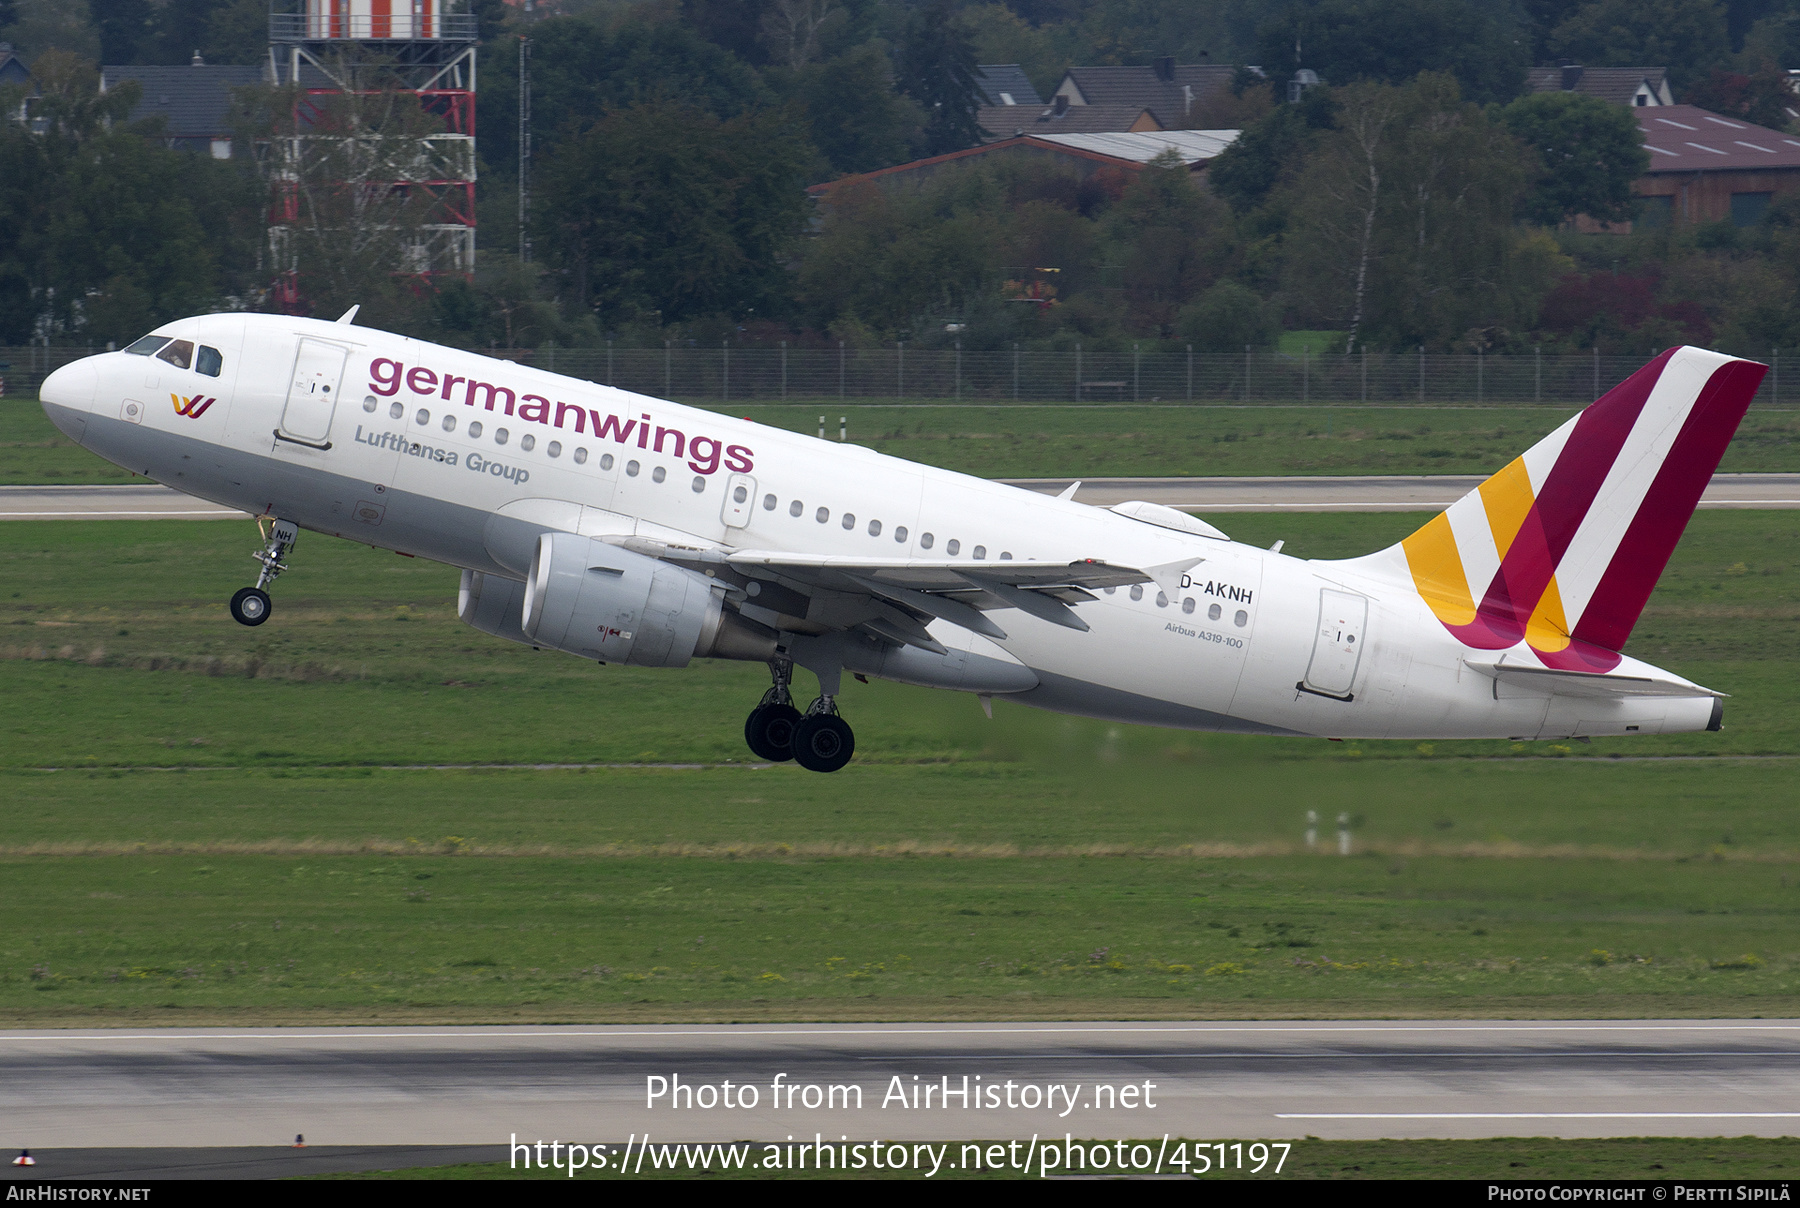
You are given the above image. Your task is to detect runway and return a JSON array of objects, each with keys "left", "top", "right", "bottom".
[
  {"left": 3, "top": 475, "right": 1797, "bottom": 521},
  {"left": 3, "top": 1020, "right": 1796, "bottom": 1169},
  {"left": 1003, "top": 473, "right": 1800, "bottom": 510}
]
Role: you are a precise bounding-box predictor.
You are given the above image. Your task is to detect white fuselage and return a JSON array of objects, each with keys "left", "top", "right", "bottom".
[{"left": 39, "top": 313, "right": 1718, "bottom": 741}]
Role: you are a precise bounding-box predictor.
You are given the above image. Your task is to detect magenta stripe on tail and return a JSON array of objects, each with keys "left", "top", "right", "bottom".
[{"left": 1573, "top": 358, "right": 1766, "bottom": 652}]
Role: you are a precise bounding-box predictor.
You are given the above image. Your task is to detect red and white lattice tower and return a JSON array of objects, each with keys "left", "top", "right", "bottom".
[{"left": 268, "top": 0, "right": 477, "bottom": 311}]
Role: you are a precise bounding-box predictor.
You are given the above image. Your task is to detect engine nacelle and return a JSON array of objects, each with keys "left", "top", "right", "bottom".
[{"left": 520, "top": 532, "right": 777, "bottom": 666}]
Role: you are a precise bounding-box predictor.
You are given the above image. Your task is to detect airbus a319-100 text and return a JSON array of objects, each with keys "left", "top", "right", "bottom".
[{"left": 38, "top": 312, "right": 1763, "bottom": 771}]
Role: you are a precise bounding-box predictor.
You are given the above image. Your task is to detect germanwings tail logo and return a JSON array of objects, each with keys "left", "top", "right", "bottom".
[
  {"left": 172, "top": 393, "right": 217, "bottom": 418},
  {"left": 1390, "top": 347, "right": 1765, "bottom": 672}
]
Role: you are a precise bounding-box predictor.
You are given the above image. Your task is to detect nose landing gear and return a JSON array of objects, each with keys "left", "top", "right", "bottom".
[{"left": 230, "top": 518, "right": 298, "bottom": 627}]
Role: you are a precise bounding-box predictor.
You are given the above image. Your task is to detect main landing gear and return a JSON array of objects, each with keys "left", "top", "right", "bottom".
[
  {"left": 230, "top": 518, "right": 298, "bottom": 627},
  {"left": 745, "top": 660, "right": 856, "bottom": 773}
]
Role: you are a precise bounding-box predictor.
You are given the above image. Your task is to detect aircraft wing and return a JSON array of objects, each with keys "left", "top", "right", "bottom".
[
  {"left": 1469, "top": 661, "right": 1724, "bottom": 700},
  {"left": 604, "top": 535, "right": 1198, "bottom": 643}
]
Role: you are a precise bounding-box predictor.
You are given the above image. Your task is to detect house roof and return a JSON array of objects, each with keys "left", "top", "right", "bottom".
[
  {"left": 1058, "top": 63, "right": 1235, "bottom": 123},
  {"left": 101, "top": 65, "right": 266, "bottom": 139},
  {"left": 1638, "top": 104, "right": 1800, "bottom": 173},
  {"left": 0, "top": 43, "right": 31, "bottom": 89},
  {"left": 1033, "top": 130, "right": 1238, "bottom": 165},
  {"left": 973, "top": 64, "right": 1042, "bottom": 108},
  {"left": 806, "top": 129, "right": 1241, "bottom": 197},
  {"left": 1526, "top": 66, "right": 1672, "bottom": 106},
  {"left": 979, "top": 102, "right": 1163, "bottom": 139}
]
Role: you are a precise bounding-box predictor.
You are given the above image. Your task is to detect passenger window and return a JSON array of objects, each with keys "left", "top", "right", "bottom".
[
  {"left": 469, "top": 421, "right": 483, "bottom": 438},
  {"left": 363, "top": 396, "right": 377, "bottom": 413},
  {"left": 124, "top": 334, "right": 170, "bottom": 356},
  {"left": 920, "top": 533, "right": 934, "bottom": 549},
  {"left": 894, "top": 526, "right": 908, "bottom": 542},
  {"left": 389, "top": 401, "right": 404, "bottom": 419},
  {"left": 763, "top": 494, "right": 777, "bottom": 510},
  {"left": 1104, "top": 586, "right": 1116, "bottom": 595},
  {"left": 868, "top": 519, "right": 882, "bottom": 536},
  {"left": 1234, "top": 610, "right": 1248, "bottom": 627},
  {"left": 155, "top": 339, "right": 194, "bottom": 369},
  {"left": 973, "top": 545, "right": 986, "bottom": 560},
  {"left": 496, "top": 428, "right": 509, "bottom": 445},
  {"left": 442, "top": 415, "right": 457, "bottom": 433},
  {"left": 600, "top": 453, "right": 614, "bottom": 470},
  {"left": 521, "top": 434, "right": 536, "bottom": 452},
  {"left": 815, "top": 507, "right": 829, "bottom": 523},
  {"left": 651, "top": 465, "right": 665, "bottom": 482},
  {"left": 999, "top": 551, "right": 1013, "bottom": 560},
  {"left": 547, "top": 441, "right": 561, "bottom": 457},
  {"left": 946, "top": 539, "right": 960, "bottom": 556},
  {"left": 1182, "top": 597, "right": 1195, "bottom": 614},
  {"left": 626, "top": 460, "right": 639, "bottom": 476},
  {"left": 1129, "top": 585, "right": 1143, "bottom": 601},
  {"left": 415, "top": 408, "right": 430, "bottom": 425},
  {"left": 841, "top": 513, "right": 855, "bottom": 530},
  {"left": 573, "top": 447, "right": 587, "bottom": 464},
  {"left": 196, "top": 346, "right": 223, "bottom": 377},
  {"left": 691, "top": 476, "right": 706, "bottom": 494},
  {"left": 789, "top": 500, "right": 803, "bottom": 517},
  {"left": 1156, "top": 591, "right": 1168, "bottom": 607},
  {"left": 733, "top": 485, "right": 748, "bottom": 503},
  {"left": 1208, "top": 603, "right": 1221, "bottom": 621}
]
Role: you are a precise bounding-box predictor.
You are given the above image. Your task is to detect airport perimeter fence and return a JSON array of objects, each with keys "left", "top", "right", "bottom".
[{"left": 4, "top": 342, "right": 1795, "bottom": 407}]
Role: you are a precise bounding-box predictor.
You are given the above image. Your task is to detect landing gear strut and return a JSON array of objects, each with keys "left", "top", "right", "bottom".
[
  {"left": 744, "top": 660, "right": 802, "bottom": 762},
  {"left": 231, "top": 518, "right": 297, "bottom": 627}
]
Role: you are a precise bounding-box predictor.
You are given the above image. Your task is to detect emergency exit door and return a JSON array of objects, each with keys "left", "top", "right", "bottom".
[{"left": 1301, "top": 588, "right": 1367, "bottom": 701}]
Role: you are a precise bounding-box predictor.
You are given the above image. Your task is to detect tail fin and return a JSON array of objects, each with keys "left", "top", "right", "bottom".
[{"left": 1372, "top": 346, "right": 1765, "bottom": 671}]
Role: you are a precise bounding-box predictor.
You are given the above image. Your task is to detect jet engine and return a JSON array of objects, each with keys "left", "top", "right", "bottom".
[{"left": 520, "top": 532, "right": 775, "bottom": 666}]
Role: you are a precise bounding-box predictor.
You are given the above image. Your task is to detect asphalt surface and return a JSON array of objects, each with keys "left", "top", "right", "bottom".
[
  {"left": 4, "top": 474, "right": 1800, "bottom": 521},
  {"left": 2, "top": 1020, "right": 1796, "bottom": 1173}
]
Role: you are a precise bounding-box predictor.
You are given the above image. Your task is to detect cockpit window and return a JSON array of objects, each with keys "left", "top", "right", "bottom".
[
  {"left": 123, "top": 334, "right": 171, "bottom": 356},
  {"left": 196, "top": 346, "right": 223, "bottom": 377},
  {"left": 154, "top": 339, "right": 194, "bottom": 370}
]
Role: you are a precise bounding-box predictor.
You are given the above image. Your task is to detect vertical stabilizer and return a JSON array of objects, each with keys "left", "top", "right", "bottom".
[{"left": 1352, "top": 347, "right": 1765, "bottom": 671}]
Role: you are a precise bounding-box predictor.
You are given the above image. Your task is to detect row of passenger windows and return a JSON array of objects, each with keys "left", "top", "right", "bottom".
[
  {"left": 1104, "top": 585, "right": 1249, "bottom": 626},
  {"left": 757, "top": 492, "right": 1013, "bottom": 560}
]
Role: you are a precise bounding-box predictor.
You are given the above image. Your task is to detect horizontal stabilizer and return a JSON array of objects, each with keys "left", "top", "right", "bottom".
[{"left": 1468, "top": 661, "right": 1722, "bottom": 700}]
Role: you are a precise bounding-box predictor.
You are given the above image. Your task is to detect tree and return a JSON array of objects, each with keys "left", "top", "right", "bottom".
[
  {"left": 536, "top": 99, "right": 812, "bottom": 325},
  {"left": 760, "top": 0, "right": 845, "bottom": 68},
  {"left": 0, "top": 52, "right": 261, "bottom": 343},
  {"left": 1686, "top": 60, "right": 1797, "bottom": 129},
  {"left": 1282, "top": 75, "right": 1553, "bottom": 351},
  {"left": 780, "top": 43, "right": 922, "bottom": 178},
  {"left": 1547, "top": 0, "right": 1731, "bottom": 90},
  {"left": 1177, "top": 280, "right": 1278, "bottom": 351},
  {"left": 88, "top": 0, "right": 156, "bottom": 64},
  {"left": 1255, "top": 0, "right": 1528, "bottom": 106},
  {"left": 1500, "top": 91, "right": 1649, "bottom": 227},
  {"left": 1207, "top": 87, "right": 1337, "bottom": 217},
  {"left": 894, "top": 0, "right": 984, "bottom": 156},
  {"left": 1106, "top": 150, "right": 1228, "bottom": 334}
]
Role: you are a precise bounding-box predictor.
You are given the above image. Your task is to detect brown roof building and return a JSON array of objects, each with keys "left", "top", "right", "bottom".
[
  {"left": 1527, "top": 65, "right": 1674, "bottom": 107},
  {"left": 1631, "top": 105, "right": 1800, "bottom": 228}
]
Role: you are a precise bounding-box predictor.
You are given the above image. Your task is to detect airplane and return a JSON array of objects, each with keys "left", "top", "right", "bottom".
[{"left": 37, "top": 314, "right": 1763, "bottom": 772}]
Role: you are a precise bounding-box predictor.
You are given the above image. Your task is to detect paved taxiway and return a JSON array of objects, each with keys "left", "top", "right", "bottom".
[
  {"left": 4, "top": 474, "right": 1800, "bottom": 520},
  {"left": 3, "top": 1021, "right": 1796, "bottom": 1154}
]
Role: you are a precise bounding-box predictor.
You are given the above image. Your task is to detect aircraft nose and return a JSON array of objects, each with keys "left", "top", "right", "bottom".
[{"left": 38, "top": 357, "right": 100, "bottom": 444}]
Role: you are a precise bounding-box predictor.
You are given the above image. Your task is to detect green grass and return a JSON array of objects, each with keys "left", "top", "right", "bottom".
[
  {"left": 323, "top": 1136, "right": 1800, "bottom": 1179},
  {"left": 0, "top": 513, "right": 1797, "bottom": 1025},
  {"left": 11, "top": 395, "right": 1800, "bottom": 481}
]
